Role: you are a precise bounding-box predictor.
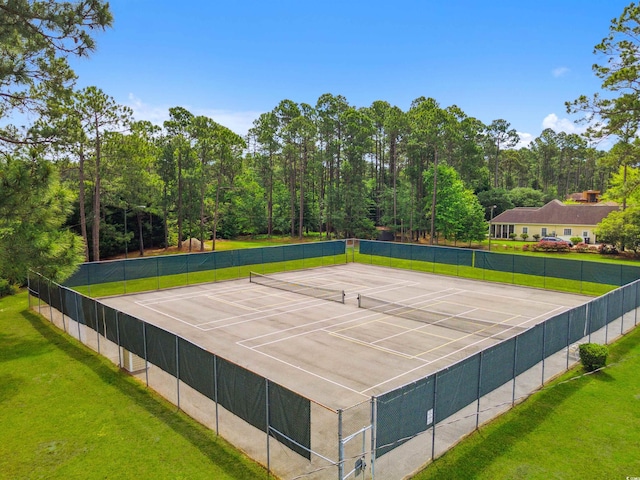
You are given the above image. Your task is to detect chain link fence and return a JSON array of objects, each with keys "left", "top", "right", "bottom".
[{"left": 28, "top": 240, "right": 640, "bottom": 479}]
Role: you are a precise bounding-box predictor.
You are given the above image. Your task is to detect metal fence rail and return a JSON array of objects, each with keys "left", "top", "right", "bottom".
[{"left": 27, "top": 240, "right": 640, "bottom": 479}]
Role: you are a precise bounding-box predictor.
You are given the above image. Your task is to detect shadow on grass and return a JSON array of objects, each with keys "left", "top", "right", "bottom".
[
  {"left": 0, "top": 330, "right": 55, "bottom": 362},
  {"left": 22, "top": 309, "right": 268, "bottom": 479},
  {"left": 415, "top": 375, "right": 584, "bottom": 480}
]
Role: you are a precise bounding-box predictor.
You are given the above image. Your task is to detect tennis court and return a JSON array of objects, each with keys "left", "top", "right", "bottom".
[{"left": 100, "top": 263, "right": 591, "bottom": 411}]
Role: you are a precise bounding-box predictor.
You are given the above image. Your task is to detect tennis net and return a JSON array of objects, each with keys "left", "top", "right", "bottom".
[
  {"left": 250, "top": 272, "right": 345, "bottom": 304},
  {"left": 357, "top": 294, "right": 524, "bottom": 340}
]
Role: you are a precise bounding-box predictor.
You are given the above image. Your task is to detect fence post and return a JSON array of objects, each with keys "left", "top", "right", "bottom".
[
  {"left": 47, "top": 279, "right": 53, "bottom": 323},
  {"left": 95, "top": 300, "right": 100, "bottom": 354},
  {"left": 60, "top": 287, "right": 66, "bottom": 333},
  {"left": 431, "top": 373, "right": 438, "bottom": 460},
  {"left": 176, "top": 336, "right": 180, "bottom": 410},
  {"left": 143, "top": 323, "right": 149, "bottom": 387},
  {"left": 116, "top": 311, "right": 122, "bottom": 369},
  {"left": 476, "top": 351, "right": 483, "bottom": 430},
  {"left": 214, "top": 355, "right": 219, "bottom": 435},
  {"left": 266, "top": 379, "right": 270, "bottom": 477},
  {"left": 370, "top": 397, "right": 376, "bottom": 480},
  {"left": 74, "top": 291, "right": 81, "bottom": 342},
  {"left": 541, "top": 321, "right": 546, "bottom": 385},
  {"left": 338, "top": 409, "right": 344, "bottom": 480},
  {"left": 512, "top": 336, "right": 518, "bottom": 406}
]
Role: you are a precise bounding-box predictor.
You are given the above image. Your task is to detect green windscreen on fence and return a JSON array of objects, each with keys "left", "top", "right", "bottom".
[
  {"left": 268, "top": 383, "right": 311, "bottom": 459},
  {"left": 376, "top": 375, "right": 435, "bottom": 457},
  {"left": 216, "top": 357, "right": 267, "bottom": 432},
  {"left": 435, "top": 354, "right": 481, "bottom": 423},
  {"left": 146, "top": 324, "right": 177, "bottom": 376},
  {"left": 63, "top": 240, "right": 345, "bottom": 287},
  {"left": 177, "top": 338, "right": 216, "bottom": 400},
  {"left": 480, "top": 338, "right": 516, "bottom": 396},
  {"left": 358, "top": 240, "right": 473, "bottom": 267}
]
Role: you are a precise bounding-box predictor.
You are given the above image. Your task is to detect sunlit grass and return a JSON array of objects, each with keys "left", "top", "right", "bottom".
[
  {"left": 0, "top": 292, "right": 268, "bottom": 479},
  {"left": 412, "top": 323, "right": 640, "bottom": 479}
]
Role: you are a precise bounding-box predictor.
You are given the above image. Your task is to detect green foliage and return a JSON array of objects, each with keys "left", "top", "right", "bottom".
[
  {"left": 508, "top": 186, "right": 546, "bottom": 207},
  {"left": 0, "top": 278, "right": 18, "bottom": 297},
  {"left": 424, "top": 164, "right": 488, "bottom": 243},
  {"left": 579, "top": 343, "right": 608, "bottom": 371},
  {"left": 0, "top": 156, "right": 85, "bottom": 284},
  {"left": 476, "top": 188, "right": 514, "bottom": 219},
  {"left": 520, "top": 233, "right": 529, "bottom": 241},
  {"left": 595, "top": 207, "right": 640, "bottom": 252},
  {"left": 531, "top": 241, "right": 571, "bottom": 252},
  {"left": 0, "top": 0, "right": 113, "bottom": 146},
  {"left": 570, "top": 236, "right": 584, "bottom": 245}
]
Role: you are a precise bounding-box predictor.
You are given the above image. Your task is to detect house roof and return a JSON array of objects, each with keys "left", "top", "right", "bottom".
[{"left": 492, "top": 199, "right": 619, "bottom": 226}]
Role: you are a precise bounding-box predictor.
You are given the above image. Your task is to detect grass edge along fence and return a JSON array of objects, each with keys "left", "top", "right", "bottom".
[
  {"left": 65, "top": 240, "right": 347, "bottom": 297},
  {"left": 28, "top": 239, "right": 640, "bottom": 480},
  {"left": 357, "top": 239, "right": 640, "bottom": 296},
  {"left": 28, "top": 240, "right": 348, "bottom": 480}
]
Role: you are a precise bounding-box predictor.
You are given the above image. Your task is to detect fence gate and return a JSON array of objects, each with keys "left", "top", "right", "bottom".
[{"left": 339, "top": 401, "right": 373, "bottom": 479}]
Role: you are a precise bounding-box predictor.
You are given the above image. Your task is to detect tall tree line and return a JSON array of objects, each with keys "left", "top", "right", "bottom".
[{"left": 3, "top": 0, "right": 635, "bottom": 287}]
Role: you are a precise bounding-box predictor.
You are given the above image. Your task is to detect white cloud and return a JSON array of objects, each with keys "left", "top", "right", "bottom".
[
  {"left": 552, "top": 67, "right": 570, "bottom": 78},
  {"left": 515, "top": 131, "right": 534, "bottom": 149},
  {"left": 125, "top": 94, "right": 262, "bottom": 136},
  {"left": 542, "top": 113, "right": 583, "bottom": 134}
]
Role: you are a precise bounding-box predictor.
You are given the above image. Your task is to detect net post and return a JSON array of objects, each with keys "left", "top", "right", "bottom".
[
  {"left": 342, "top": 290, "right": 345, "bottom": 304},
  {"left": 357, "top": 294, "right": 361, "bottom": 308}
]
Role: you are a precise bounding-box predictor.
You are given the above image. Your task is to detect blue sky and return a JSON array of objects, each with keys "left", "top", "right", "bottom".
[{"left": 69, "top": 0, "right": 631, "bottom": 148}]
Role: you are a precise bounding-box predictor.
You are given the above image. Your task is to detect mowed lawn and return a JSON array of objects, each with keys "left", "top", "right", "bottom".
[
  {"left": 0, "top": 292, "right": 268, "bottom": 480},
  {"left": 4, "top": 279, "right": 640, "bottom": 479},
  {"left": 413, "top": 322, "right": 640, "bottom": 480}
]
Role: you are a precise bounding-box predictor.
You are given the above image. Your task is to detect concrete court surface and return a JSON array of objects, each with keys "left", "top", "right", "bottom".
[{"left": 100, "top": 263, "right": 592, "bottom": 410}]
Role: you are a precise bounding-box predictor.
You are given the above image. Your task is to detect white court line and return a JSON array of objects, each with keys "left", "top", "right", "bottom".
[
  {"left": 239, "top": 345, "right": 369, "bottom": 398},
  {"left": 136, "top": 283, "right": 256, "bottom": 306}
]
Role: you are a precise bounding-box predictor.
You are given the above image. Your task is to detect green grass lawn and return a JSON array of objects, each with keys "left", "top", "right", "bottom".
[
  {"left": 0, "top": 292, "right": 269, "bottom": 479},
  {"left": 412, "top": 324, "right": 640, "bottom": 479}
]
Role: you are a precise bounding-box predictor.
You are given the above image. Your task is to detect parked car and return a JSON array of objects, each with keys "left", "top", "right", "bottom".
[{"left": 540, "top": 236, "right": 573, "bottom": 247}]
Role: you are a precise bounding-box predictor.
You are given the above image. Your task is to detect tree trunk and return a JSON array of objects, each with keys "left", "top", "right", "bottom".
[
  {"left": 92, "top": 118, "right": 101, "bottom": 261},
  {"left": 429, "top": 149, "right": 439, "bottom": 245},
  {"left": 137, "top": 211, "right": 145, "bottom": 256},
  {"left": 299, "top": 142, "right": 306, "bottom": 239},
  {"left": 78, "top": 147, "right": 89, "bottom": 261},
  {"left": 177, "top": 150, "right": 183, "bottom": 249}
]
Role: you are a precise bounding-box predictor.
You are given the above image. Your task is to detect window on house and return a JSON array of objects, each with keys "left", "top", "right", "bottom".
[
  {"left": 583, "top": 231, "right": 588, "bottom": 237},
  {"left": 564, "top": 228, "right": 572, "bottom": 236},
  {"left": 541, "top": 227, "right": 547, "bottom": 236},
  {"left": 522, "top": 227, "right": 528, "bottom": 234}
]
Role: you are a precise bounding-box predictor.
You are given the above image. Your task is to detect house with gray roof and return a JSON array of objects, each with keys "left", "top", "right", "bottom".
[{"left": 491, "top": 199, "right": 619, "bottom": 244}]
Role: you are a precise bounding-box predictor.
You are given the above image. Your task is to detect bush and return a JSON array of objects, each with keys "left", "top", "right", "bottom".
[
  {"left": 570, "top": 236, "right": 583, "bottom": 245},
  {"left": 574, "top": 242, "right": 599, "bottom": 254},
  {"left": 0, "top": 279, "right": 18, "bottom": 298},
  {"left": 520, "top": 233, "right": 529, "bottom": 241},
  {"left": 509, "top": 233, "right": 517, "bottom": 240},
  {"left": 579, "top": 343, "right": 608, "bottom": 371},
  {"left": 599, "top": 244, "right": 619, "bottom": 255},
  {"left": 531, "top": 240, "right": 571, "bottom": 252},
  {"left": 532, "top": 234, "right": 540, "bottom": 241}
]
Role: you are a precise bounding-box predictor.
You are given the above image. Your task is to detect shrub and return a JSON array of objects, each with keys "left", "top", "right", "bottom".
[
  {"left": 574, "top": 242, "right": 599, "bottom": 254},
  {"left": 520, "top": 233, "right": 529, "bottom": 241},
  {"left": 599, "top": 244, "right": 618, "bottom": 255},
  {"left": 509, "top": 233, "right": 517, "bottom": 240},
  {"left": 570, "top": 236, "right": 583, "bottom": 245},
  {"left": 0, "top": 279, "right": 17, "bottom": 298},
  {"left": 579, "top": 343, "right": 608, "bottom": 371},
  {"left": 531, "top": 240, "right": 571, "bottom": 252}
]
